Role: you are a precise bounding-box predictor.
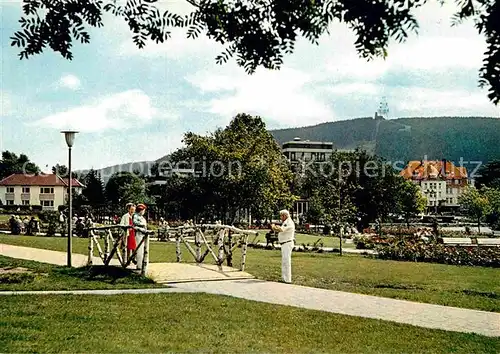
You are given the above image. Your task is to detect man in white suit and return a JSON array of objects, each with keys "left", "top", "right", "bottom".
[{"left": 271, "top": 209, "right": 295, "bottom": 283}]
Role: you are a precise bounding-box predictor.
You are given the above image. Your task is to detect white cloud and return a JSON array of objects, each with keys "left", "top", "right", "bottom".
[
  {"left": 58, "top": 74, "right": 81, "bottom": 90},
  {"left": 29, "top": 90, "right": 177, "bottom": 132},
  {"left": 186, "top": 67, "right": 334, "bottom": 127},
  {"left": 395, "top": 88, "right": 498, "bottom": 115}
]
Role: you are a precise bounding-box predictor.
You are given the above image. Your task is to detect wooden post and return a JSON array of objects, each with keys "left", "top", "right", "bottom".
[
  {"left": 195, "top": 228, "right": 201, "bottom": 261},
  {"left": 87, "top": 230, "right": 94, "bottom": 266},
  {"left": 123, "top": 227, "right": 128, "bottom": 265},
  {"left": 176, "top": 233, "right": 182, "bottom": 262},
  {"left": 226, "top": 230, "right": 233, "bottom": 267},
  {"left": 217, "top": 229, "right": 225, "bottom": 265},
  {"left": 241, "top": 234, "right": 248, "bottom": 271},
  {"left": 141, "top": 233, "right": 149, "bottom": 276},
  {"left": 104, "top": 231, "right": 110, "bottom": 263}
]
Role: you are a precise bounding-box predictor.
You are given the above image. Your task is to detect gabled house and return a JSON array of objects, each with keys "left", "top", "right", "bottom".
[
  {"left": 400, "top": 159, "right": 472, "bottom": 211},
  {"left": 0, "top": 173, "right": 84, "bottom": 210}
]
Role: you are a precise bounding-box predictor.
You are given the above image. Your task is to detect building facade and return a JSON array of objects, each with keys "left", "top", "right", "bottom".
[
  {"left": 282, "top": 138, "right": 337, "bottom": 222},
  {"left": 0, "top": 174, "right": 84, "bottom": 210},
  {"left": 282, "top": 137, "right": 334, "bottom": 166},
  {"left": 400, "top": 160, "right": 472, "bottom": 212}
]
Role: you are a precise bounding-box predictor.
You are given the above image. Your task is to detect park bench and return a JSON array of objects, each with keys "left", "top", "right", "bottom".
[
  {"left": 476, "top": 238, "right": 500, "bottom": 246},
  {"left": 265, "top": 231, "right": 278, "bottom": 247},
  {"left": 442, "top": 237, "right": 473, "bottom": 246}
]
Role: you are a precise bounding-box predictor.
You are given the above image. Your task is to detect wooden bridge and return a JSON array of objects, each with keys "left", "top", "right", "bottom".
[{"left": 85, "top": 223, "right": 257, "bottom": 283}]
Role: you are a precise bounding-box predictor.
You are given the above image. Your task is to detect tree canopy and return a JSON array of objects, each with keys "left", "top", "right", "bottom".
[
  {"left": 165, "top": 113, "right": 295, "bottom": 222},
  {"left": 10, "top": 0, "right": 500, "bottom": 104},
  {"left": 0, "top": 151, "right": 40, "bottom": 179},
  {"left": 476, "top": 160, "right": 500, "bottom": 189},
  {"left": 300, "top": 149, "right": 409, "bottom": 229},
  {"left": 105, "top": 171, "right": 152, "bottom": 209}
]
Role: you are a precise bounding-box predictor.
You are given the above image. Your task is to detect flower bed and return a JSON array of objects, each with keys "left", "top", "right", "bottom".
[
  {"left": 353, "top": 235, "right": 394, "bottom": 249},
  {"left": 376, "top": 235, "right": 500, "bottom": 268}
]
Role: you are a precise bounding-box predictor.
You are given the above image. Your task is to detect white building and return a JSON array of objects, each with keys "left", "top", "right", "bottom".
[
  {"left": 400, "top": 160, "right": 471, "bottom": 211},
  {"left": 0, "top": 173, "right": 84, "bottom": 210},
  {"left": 282, "top": 138, "right": 337, "bottom": 222},
  {"left": 282, "top": 137, "right": 334, "bottom": 165}
]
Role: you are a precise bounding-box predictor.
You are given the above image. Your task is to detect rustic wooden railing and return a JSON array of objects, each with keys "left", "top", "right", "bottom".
[
  {"left": 86, "top": 225, "right": 153, "bottom": 276},
  {"left": 167, "top": 224, "right": 257, "bottom": 272}
]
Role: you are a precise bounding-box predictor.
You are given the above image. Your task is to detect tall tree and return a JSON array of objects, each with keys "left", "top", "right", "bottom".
[
  {"left": 170, "top": 113, "right": 295, "bottom": 223},
  {"left": 476, "top": 160, "right": 500, "bottom": 189},
  {"left": 82, "top": 169, "right": 106, "bottom": 206},
  {"left": 105, "top": 171, "right": 152, "bottom": 210},
  {"left": 11, "top": 0, "right": 500, "bottom": 105},
  {"left": 459, "top": 187, "right": 491, "bottom": 233},
  {"left": 52, "top": 164, "right": 68, "bottom": 176},
  {"left": 299, "top": 149, "right": 403, "bottom": 229},
  {"left": 482, "top": 187, "right": 500, "bottom": 230},
  {"left": 396, "top": 179, "right": 427, "bottom": 228},
  {"left": 0, "top": 151, "right": 40, "bottom": 179}
]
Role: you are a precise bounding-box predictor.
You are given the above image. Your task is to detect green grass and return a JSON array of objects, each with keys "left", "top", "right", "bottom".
[
  {"left": 1, "top": 294, "right": 498, "bottom": 353},
  {"left": 0, "top": 256, "right": 159, "bottom": 291},
  {"left": 249, "top": 231, "right": 354, "bottom": 248},
  {"left": 1, "top": 235, "right": 499, "bottom": 312}
]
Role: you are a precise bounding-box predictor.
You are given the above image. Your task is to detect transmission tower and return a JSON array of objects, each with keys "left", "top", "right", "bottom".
[{"left": 377, "top": 97, "right": 389, "bottom": 118}]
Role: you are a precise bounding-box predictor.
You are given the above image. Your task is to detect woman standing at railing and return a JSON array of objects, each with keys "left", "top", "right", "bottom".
[
  {"left": 133, "top": 203, "right": 149, "bottom": 271},
  {"left": 120, "top": 203, "right": 136, "bottom": 264}
]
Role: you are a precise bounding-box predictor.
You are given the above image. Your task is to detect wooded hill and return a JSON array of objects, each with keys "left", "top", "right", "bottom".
[{"left": 270, "top": 116, "right": 500, "bottom": 166}]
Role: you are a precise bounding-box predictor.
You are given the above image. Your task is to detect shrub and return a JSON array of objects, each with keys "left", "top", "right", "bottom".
[
  {"left": 376, "top": 235, "right": 500, "bottom": 267},
  {"left": 353, "top": 235, "right": 394, "bottom": 249},
  {"left": 38, "top": 210, "right": 60, "bottom": 236}
]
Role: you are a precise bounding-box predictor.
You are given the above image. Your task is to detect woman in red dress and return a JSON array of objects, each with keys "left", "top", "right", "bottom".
[{"left": 120, "top": 203, "right": 136, "bottom": 262}]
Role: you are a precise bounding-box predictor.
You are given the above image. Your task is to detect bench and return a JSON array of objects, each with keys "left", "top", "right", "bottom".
[
  {"left": 442, "top": 237, "right": 473, "bottom": 246},
  {"left": 265, "top": 231, "right": 278, "bottom": 246},
  {"left": 476, "top": 238, "right": 500, "bottom": 246}
]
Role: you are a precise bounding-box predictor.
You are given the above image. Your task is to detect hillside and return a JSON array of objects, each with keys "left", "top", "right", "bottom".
[{"left": 271, "top": 116, "right": 500, "bottom": 167}]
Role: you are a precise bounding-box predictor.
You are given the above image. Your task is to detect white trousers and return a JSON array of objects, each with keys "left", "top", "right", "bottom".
[
  {"left": 135, "top": 233, "right": 144, "bottom": 269},
  {"left": 281, "top": 241, "right": 294, "bottom": 283}
]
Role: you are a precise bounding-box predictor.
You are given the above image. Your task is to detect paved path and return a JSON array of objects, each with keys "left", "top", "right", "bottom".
[
  {"left": 0, "top": 244, "right": 254, "bottom": 282},
  {"left": 1, "top": 243, "right": 499, "bottom": 337},
  {"left": 0, "top": 243, "right": 114, "bottom": 267},
  {"left": 169, "top": 279, "right": 500, "bottom": 337}
]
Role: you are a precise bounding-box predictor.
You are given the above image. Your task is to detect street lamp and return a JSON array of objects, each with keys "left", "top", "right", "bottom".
[{"left": 61, "top": 130, "right": 78, "bottom": 267}]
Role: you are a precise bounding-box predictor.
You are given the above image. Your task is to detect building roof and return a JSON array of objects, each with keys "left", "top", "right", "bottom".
[
  {"left": 0, "top": 173, "right": 84, "bottom": 187},
  {"left": 400, "top": 160, "right": 468, "bottom": 180}
]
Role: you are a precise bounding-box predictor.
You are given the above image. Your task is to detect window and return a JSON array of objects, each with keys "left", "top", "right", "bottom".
[
  {"left": 41, "top": 200, "right": 54, "bottom": 207},
  {"left": 22, "top": 200, "right": 30, "bottom": 206},
  {"left": 6, "top": 200, "right": 14, "bottom": 205},
  {"left": 40, "top": 187, "right": 54, "bottom": 194},
  {"left": 6, "top": 187, "right": 14, "bottom": 193},
  {"left": 22, "top": 187, "right": 30, "bottom": 193}
]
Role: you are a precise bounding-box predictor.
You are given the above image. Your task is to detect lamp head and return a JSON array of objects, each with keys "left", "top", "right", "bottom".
[{"left": 61, "top": 131, "right": 78, "bottom": 148}]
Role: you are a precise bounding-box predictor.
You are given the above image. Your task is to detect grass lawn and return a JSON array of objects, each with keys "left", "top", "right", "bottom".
[
  {"left": 1, "top": 235, "right": 499, "bottom": 312},
  {"left": 1, "top": 294, "right": 498, "bottom": 353},
  {"left": 249, "top": 232, "right": 353, "bottom": 248},
  {"left": 0, "top": 255, "right": 159, "bottom": 291}
]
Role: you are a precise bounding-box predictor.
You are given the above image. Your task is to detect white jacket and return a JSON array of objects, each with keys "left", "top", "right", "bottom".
[{"left": 277, "top": 217, "right": 295, "bottom": 243}]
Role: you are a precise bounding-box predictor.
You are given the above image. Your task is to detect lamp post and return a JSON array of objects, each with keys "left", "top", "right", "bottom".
[{"left": 61, "top": 131, "right": 78, "bottom": 267}]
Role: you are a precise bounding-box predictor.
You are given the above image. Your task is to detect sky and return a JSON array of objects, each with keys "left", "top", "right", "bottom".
[{"left": 0, "top": 0, "right": 499, "bottom": 171}]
